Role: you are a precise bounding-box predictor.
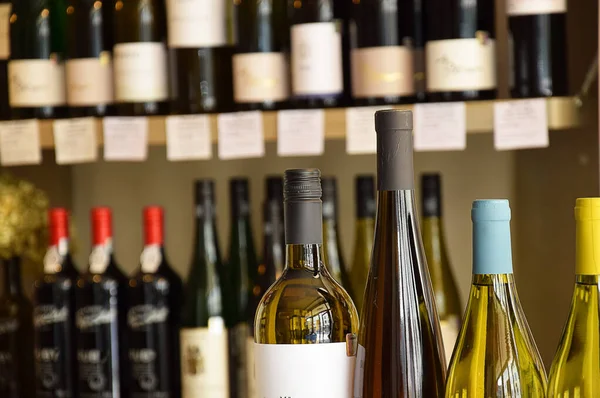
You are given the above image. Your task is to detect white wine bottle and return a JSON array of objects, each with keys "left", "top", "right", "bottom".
[
  {"left": 254, "top": 169, "right": 358, "bottom": 398},
  {"left": 548, "top": 198, "right": 600, "bottom": 397},
  {"left": 446, "top": 200, "right": 547, "bottom": 397},
  {"left": 355, "top": 110, "right": 446, "bottom": 397}
]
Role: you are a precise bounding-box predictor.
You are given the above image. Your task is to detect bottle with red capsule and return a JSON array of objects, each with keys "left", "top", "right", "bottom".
[{"left": 127, "top": 206, "right": 183, "bottom": 398}]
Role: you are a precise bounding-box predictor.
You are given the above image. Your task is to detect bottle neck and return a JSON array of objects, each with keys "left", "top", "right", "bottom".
[
  {"left": 575, "top": 216, "right": 600, "bottom": 276},
  {"left": 193, "top": 202, "right": 220, "bottom": 263},
  {"left": 284, "top": 198, "right": 323, "bottom": 272},
  {"left": 472, "top": 218, "right": 513, "bottom": 275},
  {"left": 45, "top": 238, "right": 72, "bottom": 274},
  {"left": 2, "top": 257, "right": 22, "bottom": 296},
  {"left": 262, "top": 201, "right": 284, "bottom": 259},
  {"left": 422, "top": 216, "right": 446, "bottom": 276},
  {"left": 285, "top": 244, "right": 324, "bottom": 273}
]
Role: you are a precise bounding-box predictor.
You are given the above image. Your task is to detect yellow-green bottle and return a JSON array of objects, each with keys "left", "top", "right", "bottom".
[
  {"left": 322, "top": 177, "right": 351, "bottom": 290},
  {"left": 547, "top": 198, "right": 600, "bottom": 397}
]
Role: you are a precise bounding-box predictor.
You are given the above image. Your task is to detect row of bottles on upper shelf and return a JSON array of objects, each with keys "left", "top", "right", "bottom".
[{"left": 0, "top": 0, "right": 568, "bottom": 120}]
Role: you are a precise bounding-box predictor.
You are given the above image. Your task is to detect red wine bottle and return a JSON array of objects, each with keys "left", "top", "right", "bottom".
[
  {"left": 127, "top": 206, "right": 183, "bottom": 397},
  {"left": 33, "top": 208, "right": 79, "bottom": 397}
]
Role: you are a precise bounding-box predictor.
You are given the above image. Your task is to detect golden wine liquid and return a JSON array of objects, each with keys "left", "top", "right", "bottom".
[{"left": 349, "top": 218, "right": 374, "bottom": 312}]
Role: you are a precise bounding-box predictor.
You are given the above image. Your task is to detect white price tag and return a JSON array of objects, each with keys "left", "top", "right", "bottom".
[
  {"left": 166, "top": 115, "right": 212, "bottom": 161},
  {"left": 217, "top": 111, "right": 265, "bottom": 160},
  {"left": 277, "top": 109, "right": 324, "bottom": 156},
  {"left": 493, "top": 99, "right": 549, "bottom": 150},
  {"left": 0, "top": 119, "right": 41, "bottom": 166},
  {"left": 103, "top": 117, "right": 148, "bottom": 161},
  {"left": 53, "top": 118, "right": 98, "bottom": 164},
  {"left": 345, "top": 107, "right": 386, "bottom": 154},
  {"left": 414, "top": 103, "right": 467, "bottom": 151}
]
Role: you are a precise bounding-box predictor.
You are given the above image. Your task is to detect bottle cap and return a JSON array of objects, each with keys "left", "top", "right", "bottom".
[
  {"left": 375, "top": 109, "right": 413, "bottom": 131},
  {"left": 284, "top": 169, "right": 321, "bottom": 201},
  {"left": 355, "top": 175, "right": 375, "bottom": 218},
  {"left": 471, "top": 199, "right": 511, "bottom": 222},
  {"left": 575, "top": 198, "right": 600, "bottom": 275},
  {"left": 230, "top": 178, "right": 250, "bottom": 217},
  {"left": 195, "top": 179, "right": 215, "bottom": 203},
  {"left": 91, "top": 207, "right": 112, "bottom": 245},
  {"left": 143, "top": 206, "right": 164, "bottom": 246},
  {"left": 374, "top": 110, "right": 414, "bottom": 191},
  {"left": 421, "top": 174, "right": 442, "bottom": 217},
  {"left": 49, "top": 208, "right": 69, "bottom": 246},
  {"left": 575, "top": 198, "right": 600, "bottom": 221},
  {"left": 283, "top": 169, "right": 322, "bottom": 245},
  {"left": 471, "top": 199, "right": 513, "bottom": 275}
]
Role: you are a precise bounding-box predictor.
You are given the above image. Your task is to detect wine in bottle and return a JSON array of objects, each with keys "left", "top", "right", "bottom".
[
  {"left": 181, "top": 181, "right": 229, "bottom": 398},
  {"left": 288, "top": 0, "right": 349, "bottom": 108},
  {"left": 254, "top": 168, "right": 359, "bottom": 397},
  {"left": 350, "top": 0, "right": 415, "bottom": 105},
  {"left": 507, "top": 0, "right": 568, "bottom": 98},
  {"left": 8, "top": 0, "right": 67, "bottom": 119},
  {"left": 65, "top": 0, "right": 114, "bottom": 117},
  {"left": 445, "top": 200, "right": 547, "bottom": 397},
  {"left": 33, "top": 208, "right": 79, "bottom": 398},
  {"left": 349, "top": 175, "right": 375, "bottom": 312},
  {"left": 421, "top": 173, "right": 462, "bottom": 362},
  {"left": 547, "top": 198, "right": 600, "bottom": 397},
  {"left": 167, "top": 0, "right": 234, "bottom": 114},
  {"left": 233, "top": 0, "right": 289, "bottom": 111},
  {"left": 128, "top": 206, "right": 184, "bottom": 397},
  {"left": 322, "top": 177, "right": 351, "bottom": 289},
  {"left": 113, "top": 0, "right": 168, "bottom": 116},
  {"left": 423, "top": 0, "right": 496, "bottom": 102},
  {"left": 0, "top": 257, "right": 35, "bottom": 398},
  {"left": 355, "top": 110, "right": 446, "bottom": 397},
  {"left": 0, "top": 0, "right": 10, "bottom": 119}
]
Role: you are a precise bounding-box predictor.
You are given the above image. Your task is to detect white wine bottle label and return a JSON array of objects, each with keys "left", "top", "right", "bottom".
[
  {"left": 291, "top": 22, "right": 343, "bottom": 96},
  {"left": 180, "top": 325, "right": 229, "bottom": 398},
  {"left": 507, "top": 0, "right": 566, "bottom": 16},
  {"left": 426, "top": 36, "right": 496, "bottom": 92},
  {"left": 66, "top": 54, "right": 114, "bottom": 106},
  {"left": 166, "top": 0, "right": 226, "bottom": 48},
  {"left": 246, "top": 336, "right": 257, "bottom": 398},
  {"left": 8, "top": 58, "right": 66, "bottom": 107},
  {"left": 255, "top": 342, "right": 355, "bottom": 398},
  {"left": 440, "top": 317, "right": 460, "bottom": 364},
  {"left": 0, "top": 4, "right": 11, "bottom": 60},
  {"left": 232, "top": 52, "right": 289, "bottom": 103},
  {"left": 351, "top": 46, "right": 415, "bottom": 98},
  {"left": 113, "top": 42, "right": 168, "bottom": 102}
]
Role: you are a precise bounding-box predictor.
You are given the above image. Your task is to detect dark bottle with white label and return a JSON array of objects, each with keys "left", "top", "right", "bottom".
[
  {"left": 127, "top": 206, "right": 184, "bottom": 398},
  {"left": 33, "top": 208, "right": 79, "bottom": 398},
  {"left": 0, "top": 257, "right": 35, "bottom": 398}
]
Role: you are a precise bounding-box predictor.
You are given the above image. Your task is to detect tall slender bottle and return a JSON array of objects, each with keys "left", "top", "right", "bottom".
[
  {"left": 181, "top": 181, "right": 229, "bottom": 398},
  {"left": 446, "top": 200, "right": 547, "bottom": 397},
  {"left": 128, "top": 206, "right": 183, "bottom": 398},
  {"left": 33, "top": 208, "right": 79, "bottom": 398},
  {"left": 322, "top": 177, "right": 350, "bottom": 289},
  {"left": 355, "top": 110, "right": 446, "bottom": 397},
  {"left": 0, "top": 0, "right": 10, "bottom": 119},
  {"left": 349, "top": 175, "right": 375, "bottom": 312},
  {"left": 254, "top": 169, "right": 359, "bottom": 397},
  {"left": 0, "top": 257, "right": 35, "bottom": 398},
  {"left": 548, "top": 198, "right": 600, "bottom": 396},
  {"left": 421, "top": 173, "right": 462, "bottom": 362}
]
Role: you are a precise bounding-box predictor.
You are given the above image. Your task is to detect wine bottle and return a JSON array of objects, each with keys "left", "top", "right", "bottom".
[
  {"left": 233, "top": 0, "right": 289, "bottom": 111},
  {"left": 0, "top": 257, "right": 35, "bottom": 398},
  {"left": 421, "top": 173, "right": 462, "bottom": 363},
  {"left": 8, "top": 0, "right": 67, "bottom": 119},
  {"left": 350, "top": 0, "right": 415, "bottom": 105},
  {"left": 33, "top": 208, "right": 79, "bottom": 398},
  {"left": 113, "top": 0, "right": 168, "bottom": 116},
  {"left": 254, "top": 168, "right": 359, "bottom": 397},
  {"left": 349, "top": 175, "right": 375, "bottom": 312},
  {"left": 446, "top": 200, "right": 547, "bottom": 397},
  {"left": 355, "top": 110, "right": 446, "bottom": 397},
  {"left": 288, "top": 0, "right": 349, "bottom": 108},
  {"left": 547, "top": 198, "right": 600, "bottom": 397},
  {"left": 181, "top": 181, "right": 229, "bottom": 398},
  {"left": 65, "top": 0, "right": 114, "bottom": 117},
  {"left": 423, "top": 0, "right": 496, "bottom": 102},
  {"left": 167, "top": 0, "right": 234, "bottom": 114},
  {"left": 413, "top": 0, "right": 426, "bottom": 102},
  {"left": 0, "top": 0, "right": 10, "bottom": 119},
  {"left": 128, "top": 206, "right": 184, "bottom": 397},
  {"left": 507, "top": 0, "right": 568, "bottom": 98},
  {"left": 322, "top": 177, "right": 351, "bottom": 289}
]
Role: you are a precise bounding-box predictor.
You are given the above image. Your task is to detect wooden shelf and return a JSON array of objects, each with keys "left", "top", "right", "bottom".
[{"left": 38, "top": 97, "right": 583, "bottom": 149}]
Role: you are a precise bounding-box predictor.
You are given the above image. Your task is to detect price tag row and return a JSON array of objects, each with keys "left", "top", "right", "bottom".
[{"left": 0, "top": 99, "right": 549, "bottom": 166}]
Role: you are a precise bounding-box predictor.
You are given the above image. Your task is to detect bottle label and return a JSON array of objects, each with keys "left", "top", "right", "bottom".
[
  {"left": 113, "top": 42, "right": 168, "bottom": 102},
  {"left": 8, "top": 58, "right": 66, "bottom": 107},
  {"left": 166, "top": 0, "right": 226, "bottom": 47},
  {"left": 66, "top": 54, "right": 114, "bottom": 106},
  {"left": 351, "top": 46, "right": 415, "bottom": 98},
  {"left": 180, "top": 320, "right": 229, "bottom": 398},
  {"left": 440, "top": 317, "right": 460, "bottom": 363},
  {"left": 246, "top": 336, "right": 256, "bottom": 398},
  {"left": 291, "top": 22, "right": 343, "bottom": 96},
  {"left": 254, "top": 342, "right": 355, "bottom": 397},
  {"left": 232, "top": 52, "right": 289, "bottom": 103},
  {"left": 506, "top": 0, "right": 566, "bottom": 16},
  {"left": 0, "top": 318, "right": 18, "bottom": 396},
  {"left": 128, "top": 305, "right": 170, "bottom": 330},
  {"left": 425, "top": 36, "right": 496, "bottom": 92},
  {"left": 0, "top": 4, "right": 10, "bottom": 60}
]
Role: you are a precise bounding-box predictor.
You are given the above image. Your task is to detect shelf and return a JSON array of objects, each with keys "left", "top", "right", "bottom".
[{"left": 37, "top": 97, "right": 582, "bottom": 149}]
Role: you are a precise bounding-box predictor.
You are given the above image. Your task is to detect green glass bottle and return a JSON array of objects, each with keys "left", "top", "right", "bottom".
[{"left": 322, "top": 177, "right": 351, "bottom": 289}]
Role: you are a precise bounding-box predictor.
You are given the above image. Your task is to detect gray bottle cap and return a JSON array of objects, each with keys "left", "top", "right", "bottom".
[
  {"left": 283, "top": 169, "right": 323, "bottom": 244},
  {"left": 284, "top": 169, "right": 322, "bottom": 201},
  {"left": 375, "top": 109, "right": 414, "bottom": 191}
]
